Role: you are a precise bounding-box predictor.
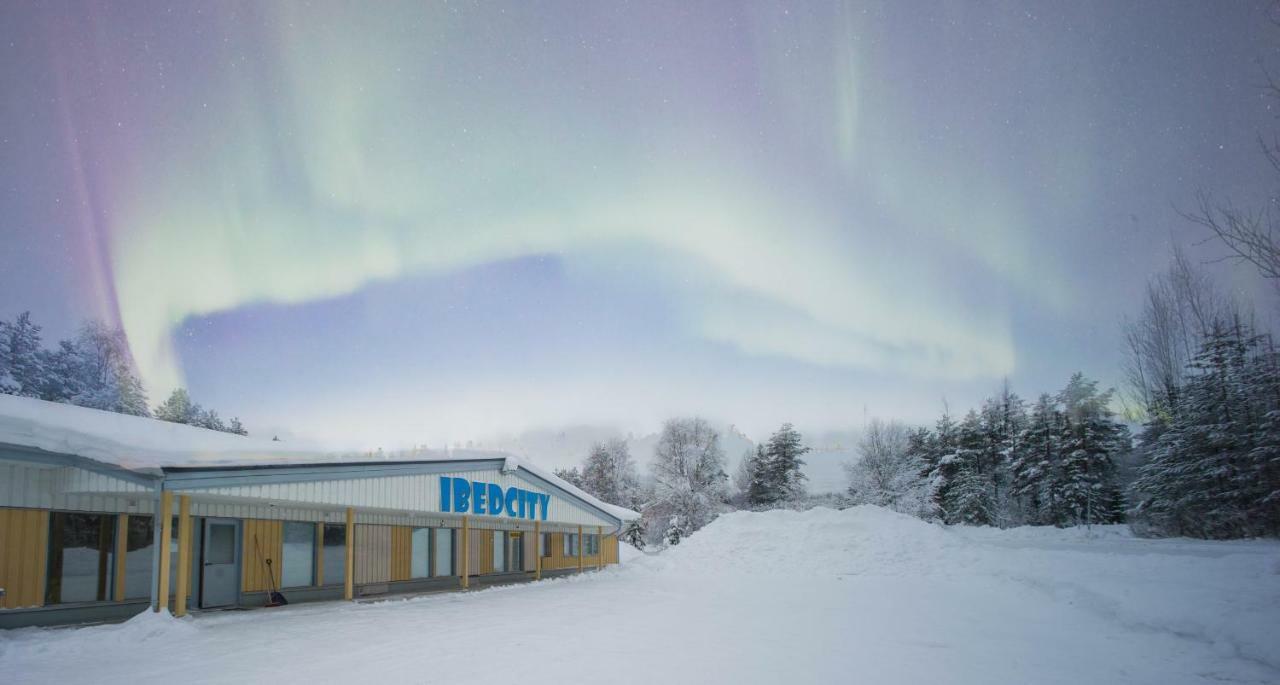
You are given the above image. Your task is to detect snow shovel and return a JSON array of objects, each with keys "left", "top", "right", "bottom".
[{"left": 253, "top": 534, "right": 289, "bottom": 607}]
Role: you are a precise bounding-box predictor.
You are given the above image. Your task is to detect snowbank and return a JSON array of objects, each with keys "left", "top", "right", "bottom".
[{"left": 3, "top": 506, "right": 1277, "bottom": 685}]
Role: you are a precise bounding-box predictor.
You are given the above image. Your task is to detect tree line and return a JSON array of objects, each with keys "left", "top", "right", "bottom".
[
  {"left": 0, "top": 311, "right": 249, "bottom": 436},
  {"left": 555, "top": 419, "right": 810, "bottom": 548}
]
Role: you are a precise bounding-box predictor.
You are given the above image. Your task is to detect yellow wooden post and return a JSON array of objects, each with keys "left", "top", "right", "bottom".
[
  {"left": 577, "top": 525, "right": 584, "bottom": 572},
  {"left": 314, "top": 522, "right": 324, "bottom": 586},
  {"left": 533, "top": 520, "right": 542, "bottom": 581},
  {"left": 344, "top": 508, "right": 355, "bottom": 601},
  {"left": 113, "top": 514, "right": 129, "bottom": 601},
  {"left": 597, "top": 526, "right": 604, "bottom": 570},
  {"left": 460, "top": 516, "right": 470, "bottom": 589},
  {"left": 174, "top": 495, "right": 192, "bottom": 617},
  {"left": 155, "top": 491, "right": 173, "bottom": 612}
]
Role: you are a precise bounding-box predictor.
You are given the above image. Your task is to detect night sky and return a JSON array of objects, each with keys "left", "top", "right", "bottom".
[{"left": 1, "top": 1, "right": 1276, "bottom": 448}]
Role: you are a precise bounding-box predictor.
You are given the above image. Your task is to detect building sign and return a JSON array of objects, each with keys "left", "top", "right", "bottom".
[{"left": 439, "top": 476, "right": 550, "bottom": 521}]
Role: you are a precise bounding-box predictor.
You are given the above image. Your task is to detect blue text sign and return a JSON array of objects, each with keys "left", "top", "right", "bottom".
[{"left": 439, "top": 476, "right": 549, "bottom": 520}]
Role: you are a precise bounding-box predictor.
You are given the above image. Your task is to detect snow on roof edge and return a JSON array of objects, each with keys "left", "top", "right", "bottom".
[{"left": 0, "top": 394, "right": 640, "bottom": 521}]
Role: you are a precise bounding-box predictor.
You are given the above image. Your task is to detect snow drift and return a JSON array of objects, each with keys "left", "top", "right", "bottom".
[{"left": 2, "top": 506, "right": 1278, "bottom": 685}]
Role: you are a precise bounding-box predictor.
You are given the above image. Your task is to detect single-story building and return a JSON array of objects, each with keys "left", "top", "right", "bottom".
[{"left": 0, "top": 395, "right": 638, "bottom": 628}]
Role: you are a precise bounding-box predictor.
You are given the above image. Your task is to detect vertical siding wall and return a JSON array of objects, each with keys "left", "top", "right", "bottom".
[
  {"left": 354, "top": 524, "right": 390, "bottom": 585},
  {"left": 0, "top": 507, "right": 48, "bottom": 608},
  {"left": 242, "top": 519, "right": 283, "bottom": 593},
  {"left": 389, "top": 526, "right": 412, "bottom": 582},
  {"left": 538, "top": 532, "right": 619, "bottom": 571}
]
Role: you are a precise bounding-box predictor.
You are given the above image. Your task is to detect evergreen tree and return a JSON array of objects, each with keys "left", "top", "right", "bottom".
[
  {"left": 745, "top": 444, "right": 774, "bottom": 508},
  {"left": 665, "top": 515, "right": 686, "bottom": 546},
  {"left": 1056, "top": 373, "right": 1129, "bottom": 527},
  {"left": 1131, "top": 322, "right": 1280, "bottom": 537},
  {"left": 1011, "top": 394, "right": 1060, "bottom": 525},
  {"left": 62, "top": 321, "right": 149, "bottom": 416},
  {"left": 763, "top": 423, "right": 809, "bottom": 504},
  {"left": 554, "top": 466, "right": 585, "bottom": 489},
  {"left": 228, "top": 417, "right": 248, "bottom": 436},
  {"left": 155, "top": 388, "right": 198, "bottom": 424},
  {"left": 943, "top": 411, "right": 994, "bottom": 525},
  {"left": 581, "top": 438, "right": 641, "bottom": 509},
  {"left": 922, "top": 410, "right": 960, "bottom": 520},
  {"left": 0, "top": 312, "right": 45, "bottom": 397},
  {"left": 622, "top": 519, "right": 646, "bottom": 550}
]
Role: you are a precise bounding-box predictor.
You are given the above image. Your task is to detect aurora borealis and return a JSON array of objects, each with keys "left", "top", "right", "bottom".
[{"left": 1, "top": 1, "right": 1276, "bottom": 448}]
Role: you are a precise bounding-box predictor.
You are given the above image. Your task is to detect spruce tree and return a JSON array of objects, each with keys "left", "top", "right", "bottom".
[
  {"left": 1, "top": 312, "right": 45, "bottom": 397},
  {"left": 745, "top": 444, "right": 774, "bottom": 508},
  {"left": 764, "top": 423, "right": 809, "bottom": 503}
]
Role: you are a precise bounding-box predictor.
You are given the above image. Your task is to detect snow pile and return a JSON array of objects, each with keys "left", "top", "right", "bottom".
[
  {"left": 3, "top": 506, "right": 1278, "bottom": 684},
  {"left": 650, "top": 506, "right": 967, "bottom": 576},
  {"left": 644, "top": 506, "right": 1280, "bottom": 674}
]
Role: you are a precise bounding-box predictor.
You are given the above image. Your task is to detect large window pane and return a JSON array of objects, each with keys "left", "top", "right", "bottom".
[
  {"left": 322, "top": 523, "right": 345, "bottom": 586},
  {"left": 281, "top": 522, "right": 315, "bottom": 588},
  {"left": 492, "top": 531, "right": 505, "bottom": 573},
  {"left": 124, "top": 516, "right": 154, "bottom": 599},
  {"left": 410, "top": 528, "right": 431, "bottom": 579},
  {"left": 432, "top": 528, "right": 452, "bottom": 577},
  {"left": 45, "top": 512, "right": 115, "bottom": 604}
]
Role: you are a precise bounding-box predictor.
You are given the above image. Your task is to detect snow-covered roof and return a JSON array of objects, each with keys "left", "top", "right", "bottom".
[
  {"left": 501, "top": 454, "right": 641, "bottom": 521},
  {"left": 0, "top": 394, "right": 640, "bottom": 521}
]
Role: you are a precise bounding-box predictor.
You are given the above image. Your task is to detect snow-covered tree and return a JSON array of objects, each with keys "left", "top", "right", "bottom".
[
  {"left": 228, "top": 417, "right": 248, "bottom": 436},
  {"left": 744, "top": 445, "right": 774, "bottom": 508},
  {"left": 762, "top": 423, "right": 809, "bottom": 504},
  {"left": 1010, "top": 394, "right": 1061, "bottom": 525},
  {"left": 1056, "top": 373, "right": 1128, "bottom": 527},
  {"left": 622, "top": 518, "right": 646, "bottom": 550},
  {"left": 1131, "top": 321, "right": 1280, "bottom": 537},
  {"left": 59, "top": 321, "right": 149, "bottom": 416},
  {"left": 0, "top": 312, "right": 44, "bottom": 397},
  {"left": 155, "top": 388, "right": 198, "bottom": 424},
  {"left": 581, "top": 438, "right": 641, "bottom": 509},
  {"left": 845, "top": 419, "right": 928, "bottom": 516},
  {"left": 554, "top": 466, "right": 585, "bottom": 489},
  {"left": 648, "top": 417, "right": 728, "bottom": 543}
]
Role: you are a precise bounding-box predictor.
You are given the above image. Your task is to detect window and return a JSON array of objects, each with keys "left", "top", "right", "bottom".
[
  {"left": 563, "top": 533, "right": 578, "bottom": 557},
  {"left": 432, "top": 528, "right": 453, "bottom": 577},
  {"left": 282, "top": 522, "right": 316, "bottom": 588},
  {"left": 540, "top": 532, "right": 551, "bottom": 558},
  {"left": 322, "top": 523, "right": 346, "bottom": 586},
  {"left": 45, "top": 512, "right": 115, "bottom": 604},
  {"left": 410, "top": 527, "right": 431, "bottom": 579},
  {"left": 585, "top": 534, "right": 599, "bottom": 556},
  {"left": 493, "top": 531, "right": 505, "bottom": 572},
  {"left": 123, "top": 516, "right": 155, "bottom": 599}
]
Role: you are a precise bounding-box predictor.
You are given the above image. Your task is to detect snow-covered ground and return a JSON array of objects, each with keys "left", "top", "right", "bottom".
[{"left": 3, "top": 507, "right": 1278, "bottom": 684}]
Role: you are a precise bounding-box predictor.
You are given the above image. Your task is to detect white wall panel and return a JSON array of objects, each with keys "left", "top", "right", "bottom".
[
  {"left": 0, "top": 462, "right": 154, "bottom": 514},
  {"left": 183, "top": 468, "right": 614, "bottom": 528}
]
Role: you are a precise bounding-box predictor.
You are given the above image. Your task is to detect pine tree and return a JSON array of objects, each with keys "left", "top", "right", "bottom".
[
  {"left": 763, "top": 423, "right": 809, "bottom": 504},
  {"left": 665, "top": 515, "right": 686, "bottom": 546},
  {"left": 1011, "top": 394, "right": 1059, "bottom": 525},
  {"left": 943, "top": 411, "right": 994, "bottom": 525},
  {"left": 155, "top": 388, "right": 198, "bottom": 424},
  {"left": 922, "top": 410, "right": 960, "bottom": 520},
  {"left": 228, "top": 417, "right": 248, "bottom": 436},
  {"left": 554, "top": 467, "right": 585, "bottom": 489},
  {"left": 1, "top": 312, "right": 45, "bottom": 397},
  {"left": 1131, "top": 322, "right": 1280, "bottom": 537},
  {"left": 745, "top": 444, "right": 774, "bottom": 508},
  {"left": 1054, "top": 374, "right": 1129, "bottom": 526},
  {"left": 581, "top": 439, "right": 641, "bottom": 508},
  {"left": 622, "top": 519, "right": 646, "bottom": 550},
  {"left": 56, "top": 321, "right": 149, "bottom": 416}
]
